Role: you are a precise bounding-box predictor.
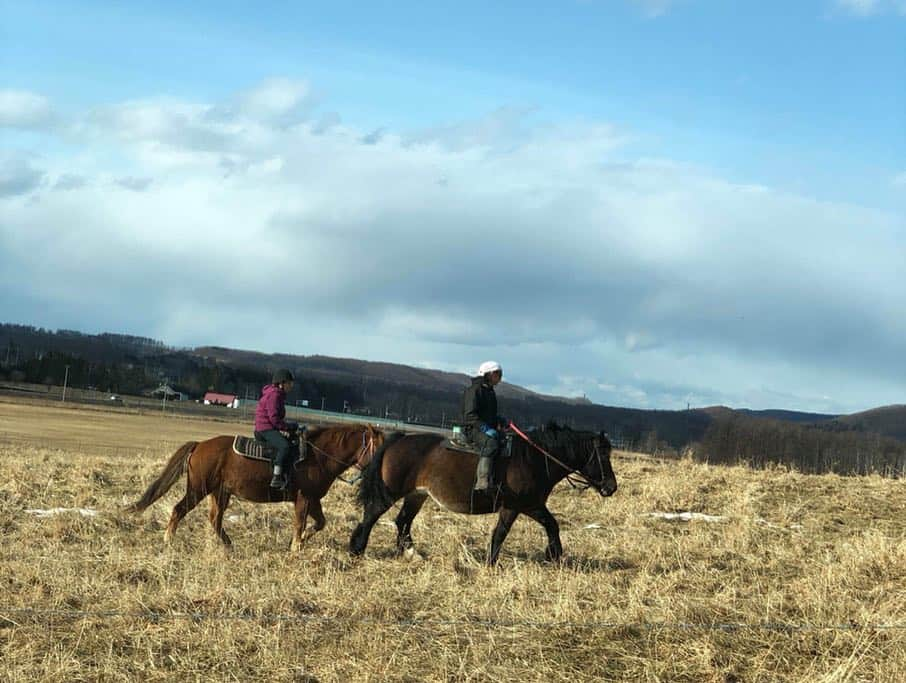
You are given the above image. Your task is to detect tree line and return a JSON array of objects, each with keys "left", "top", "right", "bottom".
[
  {"left": 2, "top": 323, "right": 903, "bottom": 477},
  {"left": 693, "top": 413, "right": 905, "bottom": 477}
]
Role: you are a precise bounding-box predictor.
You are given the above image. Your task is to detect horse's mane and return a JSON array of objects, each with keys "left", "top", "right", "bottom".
[
  {"left": 306, "top": 423, "right": 377, "bottom": 449},
  {"left": 516, "top": 422, "right": 607, "bottom": 464}
]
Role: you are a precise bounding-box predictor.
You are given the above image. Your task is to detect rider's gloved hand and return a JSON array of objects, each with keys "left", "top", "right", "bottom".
[{"left": 480, "top": 423, "right": 499, "bottom": 439}]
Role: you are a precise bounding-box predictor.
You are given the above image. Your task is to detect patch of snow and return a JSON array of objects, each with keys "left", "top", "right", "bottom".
[
  {"left": 25, "top": 507, "right": 98, "bottom": 518},
  {"left": 645, "top": 511, "right": 726, "bottom": 523}
]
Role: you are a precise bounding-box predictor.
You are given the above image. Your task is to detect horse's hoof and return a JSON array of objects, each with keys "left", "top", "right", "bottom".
[{"left": 403, "top": 547, "right": 423, "bottom": 562}]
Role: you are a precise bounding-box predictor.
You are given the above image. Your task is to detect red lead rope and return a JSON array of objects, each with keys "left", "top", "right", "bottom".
[
  {"left": 507, "top": 421, "right": 554, "bottom": 459},
  {"left": 508, "top": 421, "right": 597, "bottom": 490},
  {"left": 507, "top": 420, "right": 576, "bottom": 473}
]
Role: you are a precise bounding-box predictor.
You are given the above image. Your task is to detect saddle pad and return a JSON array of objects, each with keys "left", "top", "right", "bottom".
[
  {"left": 443, "top": 438, "right": 481, "bottom": 456},
  {"left": 232, "top": 435, "right": 274, "bottom": 462}
]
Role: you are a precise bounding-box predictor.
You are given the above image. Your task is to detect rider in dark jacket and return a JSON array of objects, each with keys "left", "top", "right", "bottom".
[
  {"left": 254, "top": 368, "right": 298, "bottom": 490},
  {"left": 461, "top": 361, "right": 507, "bottom": 491}
]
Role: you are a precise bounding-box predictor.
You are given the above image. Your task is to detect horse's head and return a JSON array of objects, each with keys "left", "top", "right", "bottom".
[
  {"left": 584, "top": 431, "right": 617, "bottom": 497},
  {"left": 305, "top": 424, "right": 386, "bottom": 469},
  {"left": 359, "top": 424, "right": 385, "bottom": 468},
  {"left": 531, "top": 424, "right": 617, "bottom": 496}
]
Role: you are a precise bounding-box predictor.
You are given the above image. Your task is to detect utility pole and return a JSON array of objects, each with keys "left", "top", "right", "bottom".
[
  {"left": 62, "top": 365, "right": 70, "bottom": 403},
  {"left": 321, "top": 396, "right": 326, "bottom": 411}
]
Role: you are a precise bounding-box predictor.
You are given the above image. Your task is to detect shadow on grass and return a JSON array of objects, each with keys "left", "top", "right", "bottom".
[{"left": 499, "top": 550, "right": 636, "bottom": 572}]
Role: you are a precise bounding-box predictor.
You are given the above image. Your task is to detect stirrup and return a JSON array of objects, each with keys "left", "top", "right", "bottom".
[{"left": 270, "top": 474, "right": 288, "bottom": 490}]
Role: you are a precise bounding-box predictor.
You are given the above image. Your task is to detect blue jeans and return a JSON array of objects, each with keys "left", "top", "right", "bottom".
[{"left": 255, "top": 429, "right": 290, "bottom": 469}]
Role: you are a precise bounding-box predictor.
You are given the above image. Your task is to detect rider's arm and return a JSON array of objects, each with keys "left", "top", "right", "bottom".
[
  {"left": 463, "top": 384, "right": 484, "bottom": 430},
  {"left": 266, "top": 393, "right": 289, "bottom": 431}
]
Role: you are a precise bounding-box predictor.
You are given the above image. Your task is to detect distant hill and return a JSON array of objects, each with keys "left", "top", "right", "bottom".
[
  {"left": 700, "top": 406, "right": 838, "bottom": 423},
  {"left": 195, "top": 346, "right": 593, "bottom": 405},
  {"left": 829, "top": 405, "right": 906, "bottom": 441},
  {"left": 1, "top": 322, "right": 903, "bottom": 450}
]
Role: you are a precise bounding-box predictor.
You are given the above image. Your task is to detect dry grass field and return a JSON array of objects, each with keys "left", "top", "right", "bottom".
[{"left": 1, "top": 397, "right": 904, "bottom": 682}]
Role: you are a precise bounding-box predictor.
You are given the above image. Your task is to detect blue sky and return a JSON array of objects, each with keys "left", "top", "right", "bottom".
[
  {"left": 1, "top": 0, "right": 904, "bottom": 413},
  {"left": 5, "top": 1, "right": 903, "bottom": 185}
]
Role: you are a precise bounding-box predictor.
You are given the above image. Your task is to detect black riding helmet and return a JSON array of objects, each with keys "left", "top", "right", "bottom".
[{"left": 272, "top": 368, "right": 295, "bottom": 384}]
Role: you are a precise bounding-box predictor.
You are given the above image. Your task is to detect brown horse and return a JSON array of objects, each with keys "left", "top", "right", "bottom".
[
  {"left": 349, "top": 423, "right": 617, "bottom": 564},
  {"left": 127, "top": 424, "right": 384, "bottom": 550}
]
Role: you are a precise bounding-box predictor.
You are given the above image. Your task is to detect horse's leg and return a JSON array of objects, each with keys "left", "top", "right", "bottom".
[
  {"left": 164, "top": 489, "right": 203, "bottom": 544},
  {"left": 349, "top": 495, "right": 397, "bottom": 556},
  {"left": 487, "top": 507, "right": 520, "bottom": 566},
  {"left": 304, "top": 498, "right": 326, "bottom": 540},
  {"left": 207, "top": 487, "right": 232, "bottom": 547},
  {"left": 394, "top": 492, "right": 428, "bottom": 556},
  {"left": 290, "top": 495, "right": 310, "bottom": 552},
  {"left": 164, "top": 451, "right": 212, "bottom": 544},
  {"left": 525, "top": 506, "right": 562, "bottom": 562}
]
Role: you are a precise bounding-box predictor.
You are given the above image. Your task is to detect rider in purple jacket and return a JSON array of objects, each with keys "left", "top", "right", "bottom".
[{"left": 254, "top": 369, "right": 298, "bottom": 490}]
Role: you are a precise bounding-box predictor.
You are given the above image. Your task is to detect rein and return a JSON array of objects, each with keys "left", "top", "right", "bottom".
[
  {"left": 302, "top": 428, "right": 376, "bottom": 485},
  {"left": 507, "top": 421, "right": 605, "bottom": 491}
]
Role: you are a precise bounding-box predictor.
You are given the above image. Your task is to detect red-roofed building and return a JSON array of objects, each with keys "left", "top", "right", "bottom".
[{"left": 203, "top": 392, "right": 239, "bottom": 408}]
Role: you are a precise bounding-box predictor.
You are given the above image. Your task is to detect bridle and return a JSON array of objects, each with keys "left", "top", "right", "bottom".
[
  {"left": 508, "top": 422, "right": 611, "bottom": 492},
  {"left": 299, "top": 426, "right": 378, "bottom": 484}
]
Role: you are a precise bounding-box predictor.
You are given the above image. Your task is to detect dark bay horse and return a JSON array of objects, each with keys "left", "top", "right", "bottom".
[
  {"left": 127, "top": 424, "right": 384, "bottom": 550},
  {"left": 350, "top": 424, "right": 617, "bottom": 564}
]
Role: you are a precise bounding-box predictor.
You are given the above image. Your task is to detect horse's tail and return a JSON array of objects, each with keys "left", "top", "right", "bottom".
[
  {"left": 125, "top": 441, "right": 198, "bottom": 513},
  {"left": 356, "top": 431, "right": 405, "bottom": 509}
]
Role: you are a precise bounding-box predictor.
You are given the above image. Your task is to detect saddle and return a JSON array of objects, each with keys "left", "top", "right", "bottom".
[
  {"left": 232, "top": 430, "right": 308, "bottom": 464},
  {"left": 443, "top": 433, "right": 514, "bottom": 457},
  {"left": 443, "top": 436, "right": 482, "bottom": 456}
]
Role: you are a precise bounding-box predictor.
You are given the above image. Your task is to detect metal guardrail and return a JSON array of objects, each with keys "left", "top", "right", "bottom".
[{"left": 281, "top": 404, "right": 454, "bottom": 436}]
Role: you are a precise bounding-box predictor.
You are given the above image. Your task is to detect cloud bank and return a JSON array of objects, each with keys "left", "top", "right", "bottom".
[{"left": 1, "top": 79, "right": 903, "bottom": 413}]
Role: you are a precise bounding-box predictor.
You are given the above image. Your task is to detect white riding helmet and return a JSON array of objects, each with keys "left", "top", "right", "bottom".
[{"left": 478, "top": 361, "right": 502, "bottom": 376}]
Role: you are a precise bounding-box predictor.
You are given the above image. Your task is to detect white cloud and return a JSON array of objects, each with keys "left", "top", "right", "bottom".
[
  {"left": 1, "top": 79, "right": 904, "bottom": 413},
  {"left": 834, "top": 0, "right": 906, "bottom": 15},
  {"left": 233, "top": 77, "right": 314, "bottom": 125},
  {"left": 115, "top": 176, "right": 153, "bottom": 191},
  {"left": 0, "top": 155, "right": 45, "bottom": 196},
  {"left": 0, "top": 90, "right": 55, "bottom": 129},
  {"left": 629, "top": 0, "right": 674, "bottom": 18},
  {"left": 53, "top": 174, "right": 88, "bottom": 191},
  {"left": 837, "top": 0, "right": 881, "bottom": 14}
]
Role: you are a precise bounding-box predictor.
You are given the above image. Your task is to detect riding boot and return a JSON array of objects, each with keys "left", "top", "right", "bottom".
[
  {"left": 474, "top": 455, "right": 493, "bottom": 491},
  {"left": 270, "top": 464, "right": 288, "bottom": 490},
  {"left": 270, "top": 448, "right": 289, "bottom": 490}
]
